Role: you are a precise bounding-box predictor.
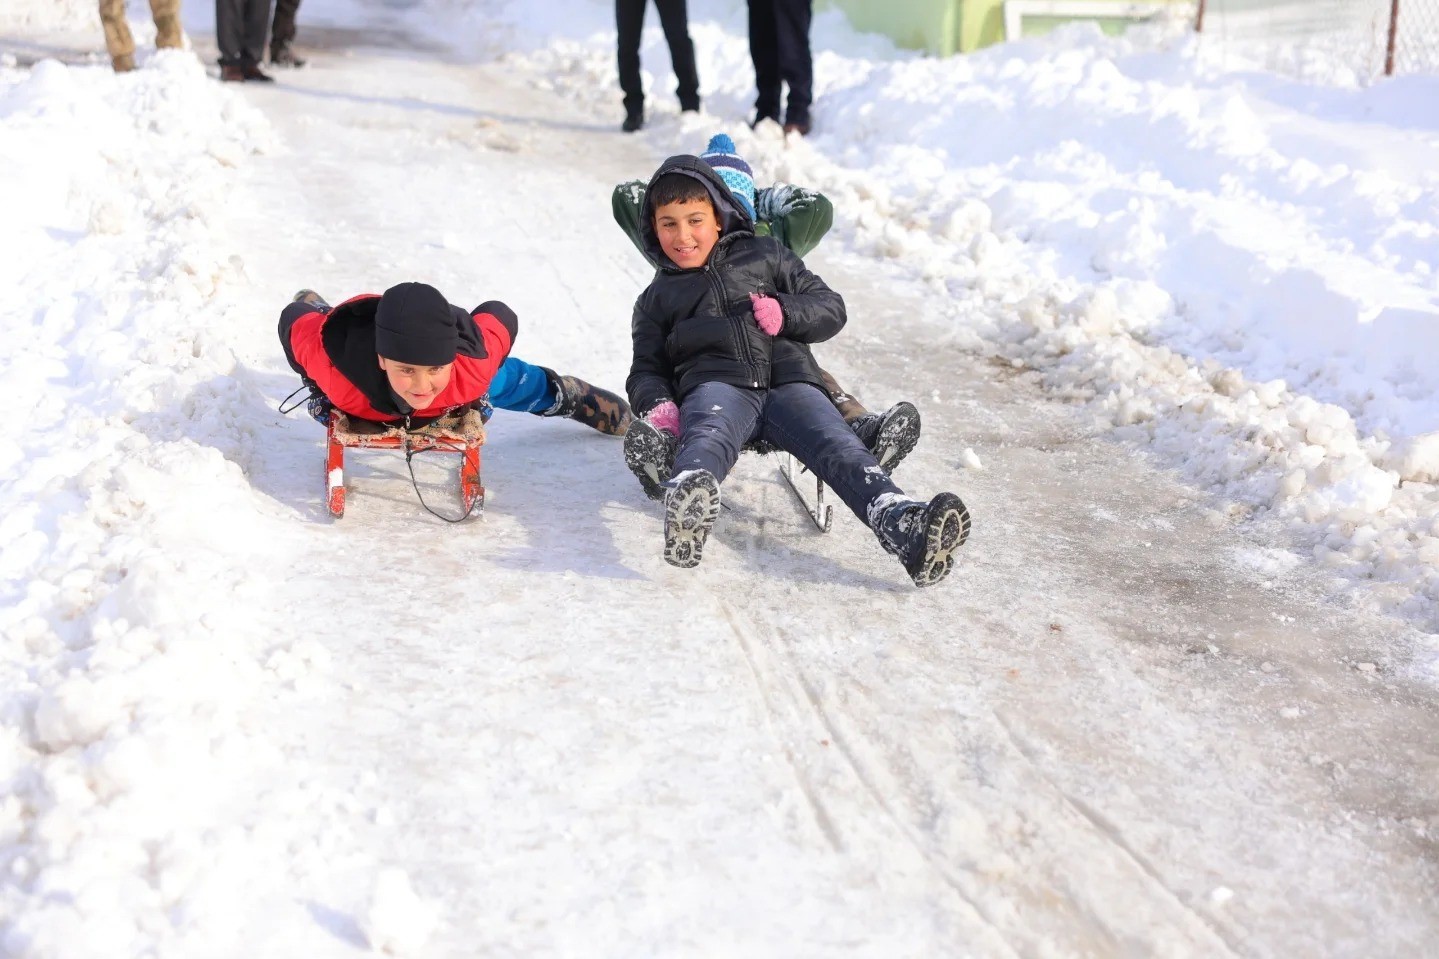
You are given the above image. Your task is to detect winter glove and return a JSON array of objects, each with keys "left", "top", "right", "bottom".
[
  {"left": 644, "top": 400, "right": 681, "bottom": 437},
  {"left": 750, "top": 292, "right": 783, "bottom": 336},
  {"left": 305, "top": 391, "right": 334, "bottom": 426},
  {"left": 472, "top": 394, "right": 495, "bottom": 423}
]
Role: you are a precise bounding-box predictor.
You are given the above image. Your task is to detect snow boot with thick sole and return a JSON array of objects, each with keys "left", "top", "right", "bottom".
[
  {"left": 663, "top": 469, "right": 721, "bottom": 569},
  {"left": 874, "top": 491, "right": 971, "bottom": 587},
  {"left": 624, "top": 417, "right": 677, "bottom": 501},
  {"left": 853, "top": 401, "right": 921, "bottom": 471}
]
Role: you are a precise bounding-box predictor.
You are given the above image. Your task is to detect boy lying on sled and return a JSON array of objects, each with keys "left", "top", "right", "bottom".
[{"left": 278, "top": 283, "right": 631, "bottom": 436}]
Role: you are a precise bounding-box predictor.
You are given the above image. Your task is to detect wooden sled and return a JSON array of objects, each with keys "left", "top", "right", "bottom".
[{"left": 325, "top": 409, "right": 485, "bottom": 519}]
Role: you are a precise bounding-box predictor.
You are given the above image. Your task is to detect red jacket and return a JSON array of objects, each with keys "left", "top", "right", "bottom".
[{"left": 280, "top": 293, "right": 517, "bottom": 426}]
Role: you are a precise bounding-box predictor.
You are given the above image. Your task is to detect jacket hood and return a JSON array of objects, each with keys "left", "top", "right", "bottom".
[{"left": 640, "top": 154, "right": 755, "bottom": 270}]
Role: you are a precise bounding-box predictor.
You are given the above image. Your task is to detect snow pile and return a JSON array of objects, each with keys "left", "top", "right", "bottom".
[
  {"left": 0, "top": 0, "right": 96, "bottom": 32},
  {"left": 0, "top": 53, "right": 312, "bottom": 956}
]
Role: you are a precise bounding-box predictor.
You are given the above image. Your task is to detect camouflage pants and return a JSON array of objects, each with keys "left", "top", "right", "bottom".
[{"left": 98, "top": 0, "right": 182, "bottom": 61}]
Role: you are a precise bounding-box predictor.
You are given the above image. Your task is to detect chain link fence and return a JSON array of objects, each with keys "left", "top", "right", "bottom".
[{"left": 1195, "top": 0, "right": 1439, "bottom": 82}]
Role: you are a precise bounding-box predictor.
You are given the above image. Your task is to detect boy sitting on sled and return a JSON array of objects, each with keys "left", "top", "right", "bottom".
[
  {"left": 278, "top": 283, "right": 631, "bottom": 436},
  {"left": 625, "top": 151, "right": 970, "bottom": 586},
  {"left": 614, "top": 134, "right": 922, "bottom": 498}
]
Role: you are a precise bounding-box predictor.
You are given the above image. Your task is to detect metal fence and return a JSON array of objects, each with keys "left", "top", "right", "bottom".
[{"left": 1195, "top": 0, "right": 1439, "bottom": 79}]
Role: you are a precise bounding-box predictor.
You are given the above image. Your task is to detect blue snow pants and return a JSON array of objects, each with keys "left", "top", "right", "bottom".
[{"left": 487, "top": 357, "right": 556, "bottom": 414}]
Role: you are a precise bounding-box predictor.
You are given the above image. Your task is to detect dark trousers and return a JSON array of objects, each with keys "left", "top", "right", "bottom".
[
  {"left": 271, "top": 0, "right": 301, "bottom": 50},
  {"left": 674, "top": 381, "right": 902, "bottom": 525},
  {"left": 748, "top": 0, "right": 812, "bottom": 125},
  {"left": 616, "top": 0, "right": 700, "bottom": 116},
  {"left": 216, "top": 0, "right": 273, "bottom": 65}
]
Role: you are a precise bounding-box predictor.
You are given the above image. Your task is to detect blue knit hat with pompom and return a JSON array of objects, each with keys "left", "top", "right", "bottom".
[{"left": 699, "top": 133, "right": 756, "bottom": 222}]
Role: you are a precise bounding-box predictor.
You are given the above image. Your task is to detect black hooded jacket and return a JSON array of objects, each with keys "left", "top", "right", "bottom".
[{"left": 625, "top": 154, "right": 847, "bottom": 416}]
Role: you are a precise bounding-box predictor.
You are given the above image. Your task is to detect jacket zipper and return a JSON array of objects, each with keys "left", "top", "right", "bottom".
[{"left": 705, "top": 261, "right": 761, "bottom": 388}]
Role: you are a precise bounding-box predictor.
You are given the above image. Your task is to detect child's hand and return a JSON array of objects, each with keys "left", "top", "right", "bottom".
[
  {"left": 749, "top": 293, "right": 783, "bottom": 336},
  {"left": 306, "top": 391, "right": 334, "bottom": 425},
  {"left": 644, "top": 400, "right": 681, "bottom": 436}
]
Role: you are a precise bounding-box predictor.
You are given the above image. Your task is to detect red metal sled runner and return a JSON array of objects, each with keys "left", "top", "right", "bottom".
[{"left": 324, "top": 410, "right": 485, "bottom": 518}]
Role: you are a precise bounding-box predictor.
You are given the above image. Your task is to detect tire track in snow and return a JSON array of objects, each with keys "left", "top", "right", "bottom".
[
  {"left": 990, "top": 710, "right": 1245, "bottom": 956},
  {"left": 718, "top": 599, "right": 1024, "bottom": 957}
]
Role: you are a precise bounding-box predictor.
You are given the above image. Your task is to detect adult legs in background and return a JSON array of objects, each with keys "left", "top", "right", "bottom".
[
  {"left": 746, "top": 0, "right": 781, "bottom": 125},
  {"left": 216, "top": 0, "right": 274, "bottom": 80},
  {"left": 615, "top": 0, "right": 648, "bottom": 130},
  {"left": 98, "top": 0, "right": 137, "bottom": 71},
  {"left": 773, "top": 0, "right": 812, "bottom": 131},
  {"left": 270, "top": 0, "right": 305, "bottom": 65},
  {"left": 653, "top": 0, "right": 700, "bottom": 111},
  {"left": 99, "top": 0, "right": 181, "bottom": 72}
]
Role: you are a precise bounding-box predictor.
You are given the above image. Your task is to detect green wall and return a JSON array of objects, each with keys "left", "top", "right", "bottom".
[{"left": 820, "top": 0, "right": 1187, "bottom": 55}]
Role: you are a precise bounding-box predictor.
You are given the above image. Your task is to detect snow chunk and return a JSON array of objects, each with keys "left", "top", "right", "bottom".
[{"left": 361, "top": 868, "right": 440, "bottom": 955}]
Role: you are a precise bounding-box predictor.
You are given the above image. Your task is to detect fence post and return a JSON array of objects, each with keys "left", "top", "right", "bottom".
[
  {"left": 1195, "top": 0, "right": 1207, "bottom": 32},
  {"left": 1386, "top": 0, "right": 1400, "bottom": 75}
]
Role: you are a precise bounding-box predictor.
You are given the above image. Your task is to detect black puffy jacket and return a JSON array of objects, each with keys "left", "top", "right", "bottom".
[{"left": 626, "top": 155, "right": 847, "bottom": 416}]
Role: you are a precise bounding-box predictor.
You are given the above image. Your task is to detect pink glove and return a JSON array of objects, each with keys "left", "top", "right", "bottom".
[
  {"left": 645, "top": 400, "right": 681, "bottom": 436},
  {"left": 750, "top": 293, "right": 783, "bottom": 336}
]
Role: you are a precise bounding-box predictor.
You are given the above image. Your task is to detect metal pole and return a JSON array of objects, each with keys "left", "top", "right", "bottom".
[
  {"left": 1385, "top": 0, "right": 1400, "bottom": 75},
  {"left": 1195, "top": 0, "right": 1208, "bottom": 32}
]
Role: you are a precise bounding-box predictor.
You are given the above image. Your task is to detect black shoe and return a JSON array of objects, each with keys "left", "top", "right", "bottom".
[
  {"left": 240, "top": 62, "right": 274, "bottom": 82},
  {"left": 270, "top": 43, "right": 306, "bottom": 67},
  {"left": 220, "top": 64, "right": 244, "bottom": 82},
  {"left": 622, "top": 111, "right": 644, "bottom": 133},
  {"left": 624, "top": 417, "right": 677, "bottom": 500},
  {"left": 872, "top": 492, "right": 971, "bottom": 587},
  {"left": 852, "top": 401, "right": 921, "bottom": 470},
  {"left": 750, "top": 113, "right": 780, "bottom": 130},
  {"left": 543, "top": 372, "right": 632, "bottom": 435},
  {"left": 783, "top": 119, "right": 812, "bottom": 136},
  {"left": 663, "top": 469, "right": 721, "bottom": 569}
]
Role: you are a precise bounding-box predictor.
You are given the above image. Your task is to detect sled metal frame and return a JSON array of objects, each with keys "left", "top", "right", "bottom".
[
  {"left": 777, "top": 452, "right": 833, "bottom": 532},
  {"left": 325, "top": 413, "right": 484, "bottom": 519}
]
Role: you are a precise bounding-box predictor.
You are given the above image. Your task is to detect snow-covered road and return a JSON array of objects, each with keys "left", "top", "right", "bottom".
[{"left": 2, "top": 0, "right": 1436, "bottom": 955}]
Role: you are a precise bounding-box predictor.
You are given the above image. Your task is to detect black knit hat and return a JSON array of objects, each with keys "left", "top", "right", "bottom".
[{"left": 374, "top": 282, "right": 456, "bottom": 365}]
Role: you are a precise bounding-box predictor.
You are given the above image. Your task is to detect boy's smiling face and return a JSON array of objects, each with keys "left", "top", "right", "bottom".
[
  {"left": 378, "top": 355, "right": 453, "bottom": 410},
  {"left": 654, "top": 197, "right": 720, "bottom": 269}
]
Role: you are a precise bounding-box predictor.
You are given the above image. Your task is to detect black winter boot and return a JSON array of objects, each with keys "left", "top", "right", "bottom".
[
  {"left": 663, "top": 469, "right": 721, "bottom": 568},
  {"left": 870, "top": 491, "right": 970, "bottom": 587},
  {"left": 541, "top": 370, "right": 632, "bottom": 435},
  {"left": 624, "top": 416, "right": 677, "bottom": 500},
  {"left": 851, "top": 401, "right": 921, "bottom": 471}
]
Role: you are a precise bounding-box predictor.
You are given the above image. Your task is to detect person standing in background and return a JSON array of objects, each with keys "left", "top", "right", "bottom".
[
  {"left": 217, "top": 0, "right": 275, "bottom": 81},
  {"left": 98, "top": 0, "right": 182, "bottom": 73},
  {"left": 747, "top": 0, "right": 812, "bottom": 135},
  {"left": 270, "top": 0, "right": 306, "bottom": 66},
  {"left": 615, "top": 0, "right": 701, "bottom": 133}
]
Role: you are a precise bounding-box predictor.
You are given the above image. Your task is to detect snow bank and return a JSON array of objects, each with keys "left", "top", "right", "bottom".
[{"left": 0, "top": 52, "right": 314, "bottom": 957}]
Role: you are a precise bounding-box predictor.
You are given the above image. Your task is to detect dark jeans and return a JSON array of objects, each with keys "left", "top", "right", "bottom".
[
  {"left": 674, "top": 381, "right": 902, "bottom": 524},
  {"left": 271, "top": 0, "right": 301, "bottom": 50},
  {"left": 216, "top": 0, "right": 273, "bottom": 65},
  {"left": 747, "top": 0, "right": 812, "bottom": 125},
  {"left": 616, "top": 0, "right": 700, "bottom": 116}
]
